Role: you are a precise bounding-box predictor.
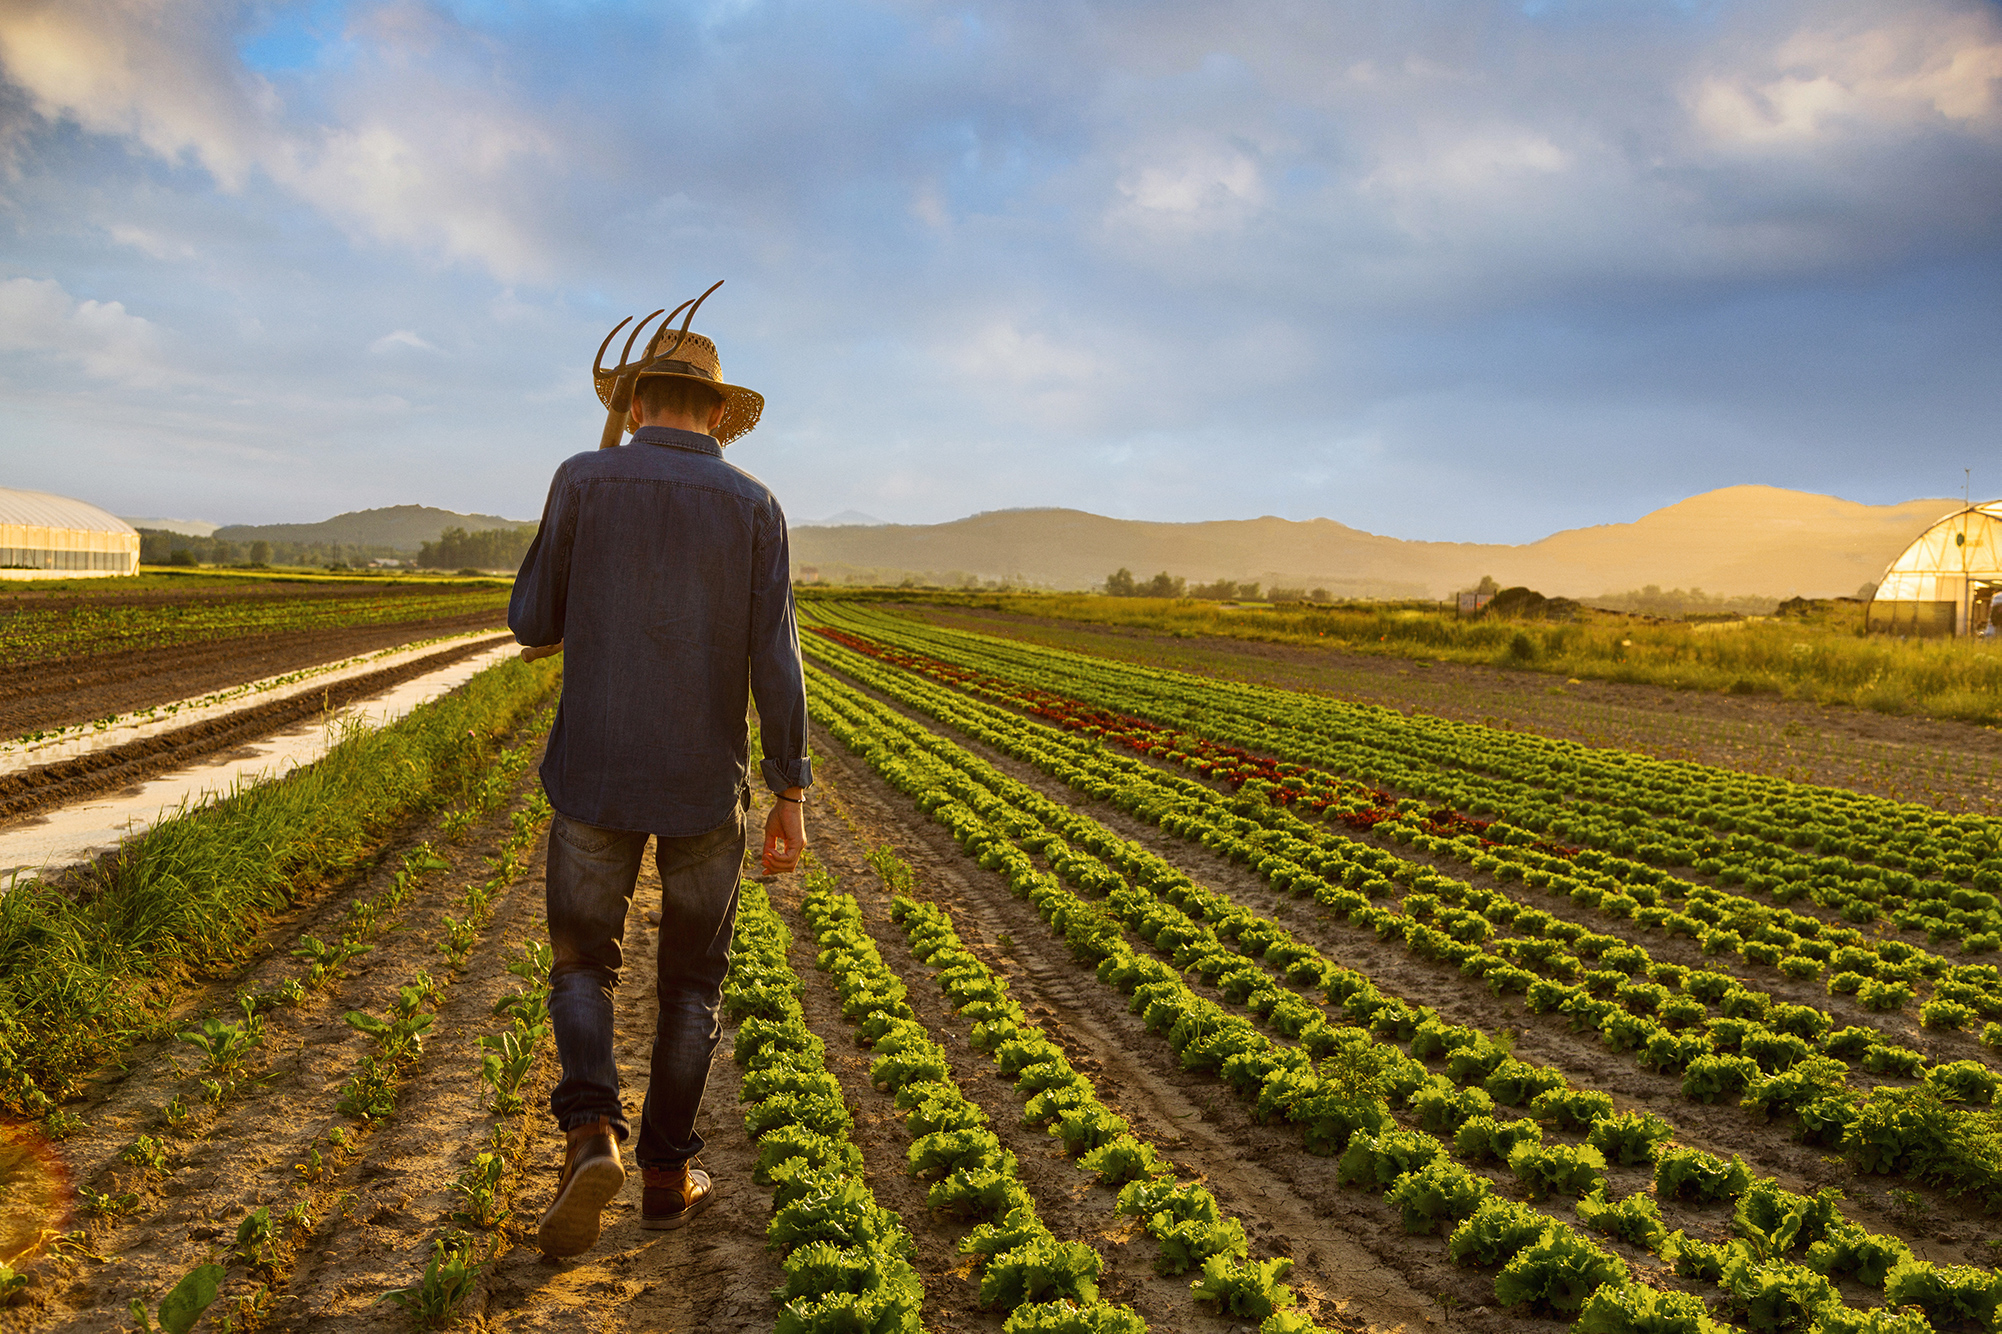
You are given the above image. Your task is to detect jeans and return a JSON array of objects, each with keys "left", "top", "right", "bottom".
[{"left": 544, "top": 808, "right": 745, "bottom": 1168}]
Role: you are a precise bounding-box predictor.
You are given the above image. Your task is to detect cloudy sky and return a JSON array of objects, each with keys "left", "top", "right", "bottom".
[{"left": 1, "top": 0, "right": 1998, "bottom": 543}]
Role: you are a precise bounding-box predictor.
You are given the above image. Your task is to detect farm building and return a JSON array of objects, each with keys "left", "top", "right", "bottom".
[
  {"left": 0, "top": 487, "right": 140, "bottom": 579},
  {"left": 1866, "top": 500, "right": 2002, "bottom": 636}
]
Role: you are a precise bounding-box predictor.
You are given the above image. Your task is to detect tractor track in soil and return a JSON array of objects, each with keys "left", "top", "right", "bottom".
[{"left": 0, "top": 635, "right": 516, "bottom": 827}]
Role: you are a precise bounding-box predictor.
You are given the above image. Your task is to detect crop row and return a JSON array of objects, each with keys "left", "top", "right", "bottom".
[
  {"left": 806, "top": 668, "right": 2001, "bottom": 1332},
  {"left": 803, "top": 626, "right": 2002, "bottom": 1212},
  {"left": 874, "top": 844, "right": 1321, "bottom": 1331},
  {"left": 813, "top": 607, "right": 2002, "bottom": 961},
  {"left": 1, "top": 586, "right": 510, "bottom": 667},
  {"left": 803, "top": 617, "right": 2002, "bottom": 1044}
]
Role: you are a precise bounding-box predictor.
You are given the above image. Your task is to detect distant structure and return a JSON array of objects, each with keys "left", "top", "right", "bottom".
[
  {"left": 0, "top": 488, "right": 140, "bottom": 579},
  {"left": 1866, "top": 501, "right": 2002, "bottom": 637}
]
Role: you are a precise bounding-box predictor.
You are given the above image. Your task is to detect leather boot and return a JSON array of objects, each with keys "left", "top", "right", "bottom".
[
  {"left": 535, "top": 1115, "right": 625, "bottom": 1257},
  {"left": 640, "top": 1160, "right": 714, "bottom": 1230}
]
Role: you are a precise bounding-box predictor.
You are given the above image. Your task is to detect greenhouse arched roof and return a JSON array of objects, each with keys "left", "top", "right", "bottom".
[{"left": 1868, "top": 501, "right": 2002, "bottom": 636}]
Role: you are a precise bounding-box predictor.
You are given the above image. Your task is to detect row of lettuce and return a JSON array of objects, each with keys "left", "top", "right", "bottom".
[
  {"left": 803, "top": 666, "right": 2001, "bottom": 1334},
  {"left": 812, "top": 606, "right": 2002, "bottom": 971},
  {"left": 802, "top": 624, "right": 2002, "bottom": 1213}
]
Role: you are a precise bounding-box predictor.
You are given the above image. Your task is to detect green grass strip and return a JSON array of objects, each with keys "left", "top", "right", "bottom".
[{"left": 0, "top": 656, "right": 562, "bottom": 1115}]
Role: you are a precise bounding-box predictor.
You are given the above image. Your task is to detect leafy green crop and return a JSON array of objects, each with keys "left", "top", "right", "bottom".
[
  {"left": 1573, "top": 1281, "right": 1731, "bottom": 1334},
  {"left": 1385, "top": 1159, "right": 1492, "bottom": 1234},
  {"left": 1508, "top": 1140, "right": 1607, "bottom": 1200},
  {"left": 1576, "top": 1189, "right": 1666, "bottom": 1249},
  {"left": 1655, "top": 1146, "right": 1753, "bottom": 1203},
  {"left": 1493, "top": 1228, "right": 1625, "bottom": 1314}
]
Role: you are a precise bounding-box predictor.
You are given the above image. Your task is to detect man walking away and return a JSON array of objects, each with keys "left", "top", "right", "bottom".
[{"left": 509, "top": 304, "right": 810, "bottom": 1258}]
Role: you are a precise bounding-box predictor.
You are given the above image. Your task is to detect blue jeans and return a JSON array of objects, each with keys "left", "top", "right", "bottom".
[{"left": 544, "top": 808, "right": 745, "bottom": 1168}]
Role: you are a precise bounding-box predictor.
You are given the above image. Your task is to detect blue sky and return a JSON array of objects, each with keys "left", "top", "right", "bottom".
[{"left": 1, "top": 0, "right": 1998, "bottom": 542}]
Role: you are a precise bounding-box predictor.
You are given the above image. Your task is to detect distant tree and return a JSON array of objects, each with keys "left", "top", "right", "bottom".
[
  {"left": 1476, "top": 575, "right": 1500, "bottom": 595},
  {"left": 1141, "top": 571, "right": 1185, "bottom": 598},
  {"left": 1309, "top": 588, "right": 1330, "bottom": 602},
  {"left": 419, "top": 526, "right": 537, "bottom": 571},
  {"left": 1104, "top": 567, "right": 1137, "bottom": 596},
  {"left": 1267, "top": 587, "right": 1307, "bottom": 602},
  {"left": 168, "top": 548, "right": 198, "bottom": 567},
  {"left": 248, "top": 541, "right": 271, "bottom": 565},
  {"left": 1856, "top": 582, "right": 1878, "bottom": 601}
]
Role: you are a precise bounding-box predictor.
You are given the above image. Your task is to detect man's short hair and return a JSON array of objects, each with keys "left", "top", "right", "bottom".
[{"left": 635, "top": 375, "right": 724, "bottom": 423}]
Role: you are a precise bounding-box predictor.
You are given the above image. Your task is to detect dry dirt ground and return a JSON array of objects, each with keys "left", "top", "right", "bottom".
[
  {"left": 898, "top": 604, "right": 2002, "bottom": 815},
  {"left": 1, "top": 589, "right": 508, "bottom": 741}
]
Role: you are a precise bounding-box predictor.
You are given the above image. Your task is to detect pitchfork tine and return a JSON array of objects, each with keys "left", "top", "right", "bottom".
[
  {"left": 592, "top": 316, "right": 634, "bottom": 378},
  {"left": 657, "top": 280, "right": 725, "bottom": 363},
  {"left": 617, "top": 309, "right": 666, "bottom": 368}
]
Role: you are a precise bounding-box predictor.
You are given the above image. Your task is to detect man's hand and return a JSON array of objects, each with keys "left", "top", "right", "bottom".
[
  {"left": 520, "top": 641, "right": 563, "bottom": 663},
  {"left": 762, "top": 788, "right": 807, "bottom": 874}
]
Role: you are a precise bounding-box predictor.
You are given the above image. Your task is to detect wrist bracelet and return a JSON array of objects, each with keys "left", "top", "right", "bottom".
[{"left": 776, "top": 793, "right": 805, "bottom": 804}]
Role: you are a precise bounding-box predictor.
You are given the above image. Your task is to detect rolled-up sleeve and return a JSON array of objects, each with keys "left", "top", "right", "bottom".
[
  {"left": 508, "top": 463, "right": 575, "bottom": 647},
  {"left": 748, "top": 501, "right": 812, "bottom": 793}
]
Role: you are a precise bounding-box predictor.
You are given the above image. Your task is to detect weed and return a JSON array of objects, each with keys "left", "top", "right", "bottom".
[
  {"left": 450, "top": 1152, "right": 508, "bottom": 1230},
  {"left": 380, "top": 1233, "right": 484, "bottom": 1323},
  {"left": 1888, "top": 1189, "right": 1930, "bottom": 1232},
  {"left": 233, "top": 1206, "right": 276, "bottom": 1267},
  {"left": 160, "top": 1095, "right": 191, "bottom": 1128},
  {"left": 42, "top": 1108, "right": 86, "bottom": 1139},
  {"left": 122, "top": 1135, "right": 168, "bottom": 1173},
  {"left": 439, "top": 915, "right": 477, "bottom": 967},
  {"left": 128, "top": 1262, "right": 226, "bottom": 1334},
  {"left": 79, "top": 1186, "right": 139, "bottom": 1217},
  {"left": 177, "top": 1016, "right": 261, "bottom": 1073},
  {"left": 283, "top": 1200, "right": 314, "bottom": 1233},
  {"left": 440, "top": 808, "right": 475, "bottom": 842}
]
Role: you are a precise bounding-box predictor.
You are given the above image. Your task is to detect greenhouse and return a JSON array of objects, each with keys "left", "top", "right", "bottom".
[
  {"left": 0, "top": 487, "right": 140, "bottom": 579},
  {"left": 1866, "top": 501, "right": 2002, "bottom": 637}
]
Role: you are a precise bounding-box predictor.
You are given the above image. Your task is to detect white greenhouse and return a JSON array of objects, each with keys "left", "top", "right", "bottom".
[
  {"left": 1867, "top": 501, "right": 2002, "bottom": 637},
  {"left": 0, "top": 488, "right": 140, "bottom": 579}
]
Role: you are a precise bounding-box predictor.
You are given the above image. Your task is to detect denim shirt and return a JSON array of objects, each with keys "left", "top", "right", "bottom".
[{"left": 509, "top": 426, "right": 812, "bottom": 836}]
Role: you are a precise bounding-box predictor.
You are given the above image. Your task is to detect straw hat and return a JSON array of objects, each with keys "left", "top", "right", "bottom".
[{"left": 593, "top": 330, "right": 763, "bottom": 445}]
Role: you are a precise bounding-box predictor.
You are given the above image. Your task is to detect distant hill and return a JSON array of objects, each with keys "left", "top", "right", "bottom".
[
  {"left": 216, "top": 505, "right": 535, "bottom": 553},
  {"left": 795, "top": 509, "right": 887, "bottom": 528},
  {"left": 789, "top": 486, "right": 1960, "bottom": 600},
  {"left": 121, "top": 516, "right": 218, "bottom": 537}
]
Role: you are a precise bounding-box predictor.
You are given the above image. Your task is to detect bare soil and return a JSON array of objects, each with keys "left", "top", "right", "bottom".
[
  {"left": 1, "top": 606, "right": 510, "bottom": 741},
  {"left": 898, "top": 604, "right": 2002, "bottom": 814},
  {"left": 0, "top": 634, "right": 514, "bottom": 825}
]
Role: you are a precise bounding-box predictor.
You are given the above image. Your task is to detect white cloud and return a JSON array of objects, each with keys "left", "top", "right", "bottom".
[
  {"left": 1691, "top": 9, "right": 2002, "bottom": 147},
  {"left": 368, "top": 329, "right": 439, "bottom": 355},
  {"left": 0, "top": 275, "right": 163, "bottom": 384}
]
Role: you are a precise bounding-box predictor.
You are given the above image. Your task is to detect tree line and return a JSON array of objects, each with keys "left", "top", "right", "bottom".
[
  {"left": 1103, "top": 568, "right": 1331, "bottom": 602},
  {"left": 416, "top": 526, "right": 537, "bottom": 570}
]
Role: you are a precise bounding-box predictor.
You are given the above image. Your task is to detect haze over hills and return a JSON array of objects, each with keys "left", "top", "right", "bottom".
[
  {"left": 789, "top": 486, "right": 1961, "bottom": 600},
  {"left": 214, "top": 505, "right": 535, "bottom": 553}
]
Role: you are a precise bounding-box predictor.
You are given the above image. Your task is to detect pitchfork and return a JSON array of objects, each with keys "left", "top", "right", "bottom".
[{"left": 592, "top": 280, "right": 725, "bottom": 449}]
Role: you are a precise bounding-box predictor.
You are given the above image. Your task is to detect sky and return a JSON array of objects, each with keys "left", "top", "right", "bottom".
[{"left": 0, "top": 0, "right": 1998, "bottom": 544}]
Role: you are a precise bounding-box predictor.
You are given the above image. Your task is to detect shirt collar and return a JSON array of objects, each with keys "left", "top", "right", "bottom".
[{"left": 631, "top": 426, "right": 723, "bottom": 457}]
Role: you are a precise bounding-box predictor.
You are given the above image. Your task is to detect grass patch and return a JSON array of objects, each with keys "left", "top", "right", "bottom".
[{"left": 0, "top": 656, "right": 561, "bottom": 1114}]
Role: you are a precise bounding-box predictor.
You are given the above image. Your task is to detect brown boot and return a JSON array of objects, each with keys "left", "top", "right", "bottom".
[
  {"left": 535, "top": 1116, "right": 625, "bottom": 1257},
  {"left": 640, "top": 1160, "right": 714, "bottom": 1230}
]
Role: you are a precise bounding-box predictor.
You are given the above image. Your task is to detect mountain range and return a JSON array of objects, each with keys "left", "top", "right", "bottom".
[
  {"left": 214, "top": 505, "right": 536, "bottom": 552},
  {"left": 788, "top": 486, "right": 1961, "bottom": 599}
]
